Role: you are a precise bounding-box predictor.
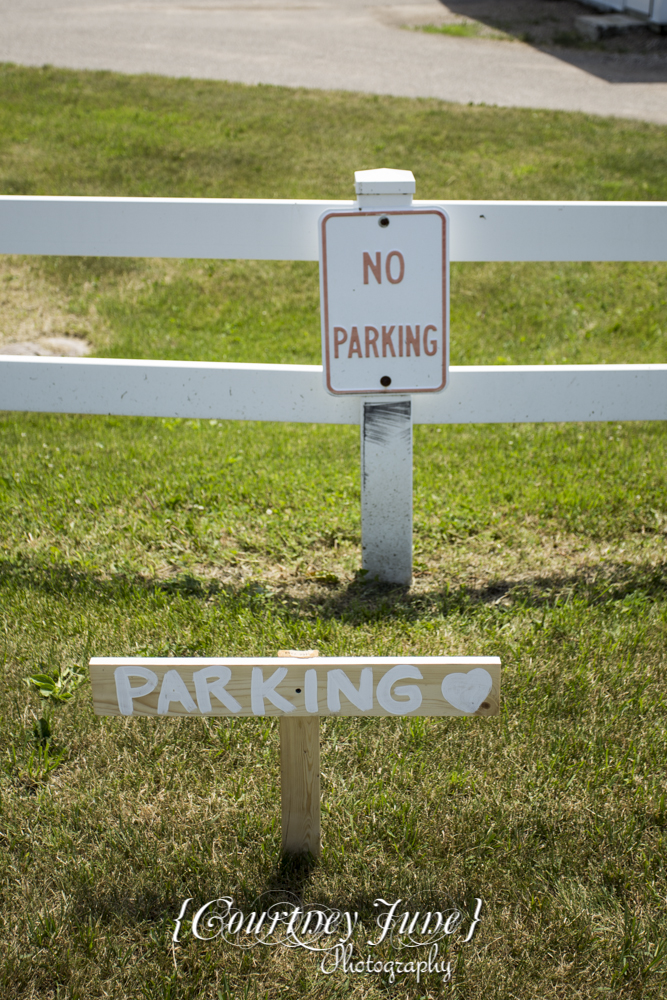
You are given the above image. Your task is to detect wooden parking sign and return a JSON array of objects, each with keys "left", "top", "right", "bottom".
[
  {"left": 90, "top": 652, "right": 500, "bottom": 856},
  {"left": 90, "top": 655, "right": 500, "bottom": 719},
  {"left": 319, "top": 207, "right": 449, "bottom": 395}
]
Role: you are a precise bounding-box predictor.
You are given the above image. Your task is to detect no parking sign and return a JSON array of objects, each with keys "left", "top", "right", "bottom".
[{"left": 319, "top": 206, "right": 449, "bottom": 395}]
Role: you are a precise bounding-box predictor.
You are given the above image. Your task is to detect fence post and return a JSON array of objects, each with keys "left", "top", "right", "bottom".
[{"left": 360, "top": 397, "right": 413, "bottom": 586}]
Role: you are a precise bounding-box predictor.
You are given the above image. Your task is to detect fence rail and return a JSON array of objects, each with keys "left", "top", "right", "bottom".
[
  {"left": 1, "top": 356, "right": 665, "bottom": 424},
  {"left": 2, "top": 196, "right": 666, "bottom": 425},
  {"left": 1, "top": 197, "right": 666, "bottom": 262}
]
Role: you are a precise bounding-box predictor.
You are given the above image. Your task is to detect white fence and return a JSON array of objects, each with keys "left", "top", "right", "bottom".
[
  {"left": 1, "top": 357, "right": 665, "bottom": 425},
  {"left": 2, "top": 196, "right": 666, "bottom": 261},
  {"left": 1, "top": 194, "right": 666, "bottom": 583}
]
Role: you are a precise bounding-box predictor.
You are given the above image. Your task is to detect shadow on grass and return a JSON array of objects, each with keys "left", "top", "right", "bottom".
[
  {"left": 66, "top": 854, "right": 318, "bottom": 927},
  {"left": 68, "top": 864, "right": 469, "bottom": 941},
  {"left": 70, "top": 883, "right": 179, "bottom": 927},
  {"left": 1, "top": 554, "right": 665, "bottom": 628},
  {"left": 265, "top": 851, "right": 319, "bottom": 895}
]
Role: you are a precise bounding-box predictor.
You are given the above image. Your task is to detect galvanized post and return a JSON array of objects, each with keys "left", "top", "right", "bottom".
[
  {"left": 360, "top": 396, "right": 413, "bottom": 586},
  {"left": 354, "top": 169, "right": 416, "bottom": 587}
]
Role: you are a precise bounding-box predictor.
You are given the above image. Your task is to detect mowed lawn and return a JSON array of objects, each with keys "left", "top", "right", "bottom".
[{"left": 0, "top": 64, "right": 666, "bottom": 1000}]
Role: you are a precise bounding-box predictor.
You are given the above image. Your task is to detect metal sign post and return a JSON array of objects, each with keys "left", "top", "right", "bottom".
[
  {"left": 319, "top": 168, "right": 450, "bottom": 586},
  {"left": 360, "top": 397, "right": 413, "bottom": 586}
]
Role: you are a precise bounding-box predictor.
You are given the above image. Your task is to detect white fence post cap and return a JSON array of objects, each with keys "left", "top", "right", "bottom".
[
  {"left": 354, "top": 168, "right": 415, "bottom": 208},
  {"left": 354, "top": 168, "right": 416, "bottom": 195}
]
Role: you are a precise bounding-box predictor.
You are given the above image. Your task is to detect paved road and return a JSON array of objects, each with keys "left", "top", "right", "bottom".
[{"left": 1, "top": 0, "right": 666, "bottom": 123}]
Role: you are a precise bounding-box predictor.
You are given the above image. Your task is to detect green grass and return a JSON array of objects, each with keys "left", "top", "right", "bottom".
[
  {"left": 1, "top": 63, "right": 667, "bottom": 202},
  {"left": 63, "top": 257, "right": 666, "bottom": 367},
  {"left": 420, "top": 23, "right": 487, "bottom": 39},
  {"left": 1, "top": 64, "right": 666, "bottom": 1000},
  {"left": 418, "top": 23, "right": 513, "bottom": 42}
]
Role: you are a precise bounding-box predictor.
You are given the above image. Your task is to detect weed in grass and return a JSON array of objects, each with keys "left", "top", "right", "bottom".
[
  {"left": 33, "top": 714, "right": 51, "bottom": 746},
  {"left": 25, "top": 662, "right": 85, "bottom": 703},
  {"left": 7, "top": 730, "right": 67, "bottom": 790}
]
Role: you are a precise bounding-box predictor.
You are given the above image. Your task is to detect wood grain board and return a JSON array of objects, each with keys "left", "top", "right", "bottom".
[
  {"left": 280, "top": 717, "right": 321, "bottom": 856},
  {"left": 89, "top": 656, "right": 501, "bottom": 718}
]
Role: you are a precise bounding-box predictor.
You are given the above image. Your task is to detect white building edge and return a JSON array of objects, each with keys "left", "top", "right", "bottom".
[{"left": 580, "top": 0, "right": 667, "bottom": 25}]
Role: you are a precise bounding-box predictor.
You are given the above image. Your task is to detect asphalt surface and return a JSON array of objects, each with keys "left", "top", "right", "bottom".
[{"left": 1, "top": 1, "right": 666, "bottom": 123}]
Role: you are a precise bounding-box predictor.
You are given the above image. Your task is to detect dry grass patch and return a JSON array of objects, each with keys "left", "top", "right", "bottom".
[{"left": 0, "top": 256, "right": 95, "bottom": 354}]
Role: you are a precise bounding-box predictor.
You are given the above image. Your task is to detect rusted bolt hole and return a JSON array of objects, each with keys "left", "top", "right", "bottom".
[
  {"left": 380, "top": 376, "right": 392, "bottom": 387},
  {"left": 378, "top": 216, "right": 390, "bottom": 228}
]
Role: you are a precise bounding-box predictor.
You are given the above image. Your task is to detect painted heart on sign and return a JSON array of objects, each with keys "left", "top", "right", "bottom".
[{"left": 441, "top": 668, "right": 493, "bottom": 714}]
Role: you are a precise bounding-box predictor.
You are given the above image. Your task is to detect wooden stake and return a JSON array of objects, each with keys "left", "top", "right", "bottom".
[{"left": 280, "top": 716, "right": 321, "bottom": 857}]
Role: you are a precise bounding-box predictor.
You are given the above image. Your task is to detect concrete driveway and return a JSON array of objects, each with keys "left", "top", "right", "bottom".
[{"left": 0, "top": 0, "right": 666, "bottom": 123}]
